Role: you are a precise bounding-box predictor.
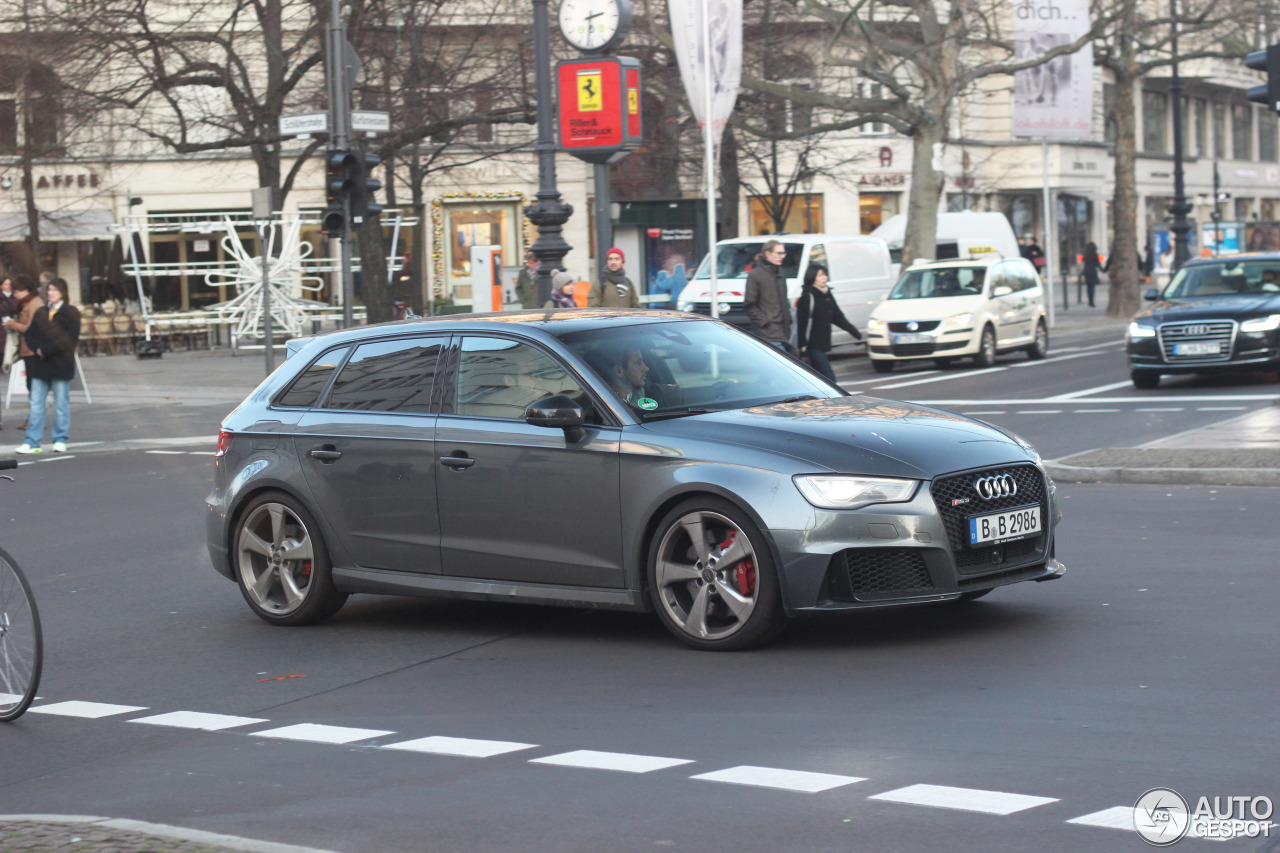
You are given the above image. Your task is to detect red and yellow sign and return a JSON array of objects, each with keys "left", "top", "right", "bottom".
[{"left": 557, "top": 56, "right": 643, "bottom": 164}]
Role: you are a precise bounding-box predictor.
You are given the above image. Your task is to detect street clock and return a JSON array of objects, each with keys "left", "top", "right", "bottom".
[{"left": 558, "top": 0, "right": 632, "bottom": 53}]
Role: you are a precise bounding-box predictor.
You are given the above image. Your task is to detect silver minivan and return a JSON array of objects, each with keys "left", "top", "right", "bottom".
[{"left": 676, "top": 235, "right": 894, "bottom": 347}]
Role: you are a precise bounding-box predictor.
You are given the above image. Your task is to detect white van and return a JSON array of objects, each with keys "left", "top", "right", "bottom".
[
  {"left": 675, "top": 235, "right": 894, "bottom": 346},
  {"left": 871, "top": 212, "right": 1022, "bottom": 278}
]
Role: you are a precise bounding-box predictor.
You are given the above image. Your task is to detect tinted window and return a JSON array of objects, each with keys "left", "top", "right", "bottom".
[
  {"left": 455, "top": 337, "right": 591, "bottom": 421},
  {"left": 277, "top": 346, "right": 349, "bottom": 408},
  {"left": 325, "top": 337, "right": 442, "bottom": 413},
  {"left": 693, "top": 242, "right": 804, "bottom": 281},
  {"left": 1164, "top": 260, "right": 1280, "bottom": 298}
]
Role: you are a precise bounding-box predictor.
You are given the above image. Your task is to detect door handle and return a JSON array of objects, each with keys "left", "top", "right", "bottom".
[
  {"left": 309, "top": 445, "right": 342, "bottom": 462},
  {"left": 440, "top": 454, "right": 475, "bottom": 470}
]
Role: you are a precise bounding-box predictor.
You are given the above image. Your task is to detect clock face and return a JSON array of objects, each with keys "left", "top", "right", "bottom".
[{"left": 558, "top": 0, "right": 627, "bottom": 52}]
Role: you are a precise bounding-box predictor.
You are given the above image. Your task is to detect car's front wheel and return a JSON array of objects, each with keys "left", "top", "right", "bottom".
[
  {"left": 871, "top": 359, "right": 894, "bottom": 374},
  {"left": 973, "top": 325, "right": 997, "bottom": 368},
  {"left": 1131, "top": 370, "right": 1161, "bottom": 389},
  {"left": 233, "top": 492, "right": 347, "bottom": 626},
  {"left": 1025, "top": 320, "right": 1049, "bottom": 359},
  {"left": 648, "top": 498, "right": 784, "bottom": 650}
]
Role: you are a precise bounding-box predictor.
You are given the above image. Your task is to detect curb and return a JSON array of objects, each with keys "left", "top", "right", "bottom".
[
  {"left": 0, "top": 815, "right": 342, "bottom": 853},
  {"left": 1045, "top": 461, "right": 1280, "bottom": 487}
]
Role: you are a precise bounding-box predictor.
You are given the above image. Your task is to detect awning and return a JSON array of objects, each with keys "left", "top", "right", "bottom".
[{"left": 0, "top": 209, "right": 116, "bottom": 241}]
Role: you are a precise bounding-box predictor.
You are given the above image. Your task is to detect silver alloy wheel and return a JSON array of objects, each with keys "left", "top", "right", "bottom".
[
  {"left": 654, "top": 510, "right": 759, "bottom": 641},
  {"left": 236, "top": 502, "right": 316, "bottom": 616}
]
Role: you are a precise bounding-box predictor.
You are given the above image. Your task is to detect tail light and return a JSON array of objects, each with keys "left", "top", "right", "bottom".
[{"left": 215, "top": 429, "right": 233, "bottom": 458}]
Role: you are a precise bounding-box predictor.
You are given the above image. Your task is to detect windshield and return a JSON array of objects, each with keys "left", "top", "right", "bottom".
[
  {"left": 693, "top": 242, "right": 804, "bottom": 281},
  {"left": 555, "top": 320, "right": 839, "bottom": 416},
  {"left": 1163, "top": 260, "right": 1280, "bottom": 298},
  {"left": 888, "top": 266, "right": 987, "bottom": 299}
]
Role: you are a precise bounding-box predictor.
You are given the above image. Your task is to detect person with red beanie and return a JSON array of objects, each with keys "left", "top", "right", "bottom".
[{"left": 589, "top": 247, "right": 640, "bottom": 308}]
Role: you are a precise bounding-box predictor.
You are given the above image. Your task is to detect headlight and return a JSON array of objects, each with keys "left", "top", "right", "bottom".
[
  {"left": 868, "top": 318, "right": 887, "bottom": 333},
  {"left": 793, "top": 474, "right": 919, "bottom": 510},
  {"left": 1241, "top": 314, "right": 1280, "bottom": 332},
  {"left": 678, "top": 302, "right": 694, "bottom": 313},
  {"left": 941, "top": 312, "right": 974, "bottom": 329},
  {"left": 1127, "top": 321, "right": 1156, "bottom": 338}
]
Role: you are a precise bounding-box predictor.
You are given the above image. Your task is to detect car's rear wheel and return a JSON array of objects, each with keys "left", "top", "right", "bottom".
[
  {"left": 1131, "top": 370, "right": 1161, "bottom": 389},
  {"left": 234, "top": 492, "right": 347, "bottom": 626},
  {"left": 973, "top": 325, "right": 997, "bottom": 368},
  {"left": 1025, "top": 320, "right": 1049, "bottom": 359},
  {"left": 871, "top": 359, "right": 894, "bottom": 374},
  {"left": 648, "top": 499, "right": 784, "bottom": 650}
]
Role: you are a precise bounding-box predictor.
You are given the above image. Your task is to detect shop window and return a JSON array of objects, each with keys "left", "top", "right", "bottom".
[
  {"left": 434, "top": 196, "right": 524, "bottom": 305},
  {"left": 859, "top": 193, "right": 899, "bottom": 234},
  {"left": 748, "top": 194, "right": 823, "bottom": 235}
]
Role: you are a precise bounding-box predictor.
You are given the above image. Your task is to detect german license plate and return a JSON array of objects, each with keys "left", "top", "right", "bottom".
[
  {"left": 1173, "top": 341, "right": 1221, "bottom": 356},
  {"left": 968, "top": 504, "right": 1041, "bottom": 546},
  {"left": 893, "top": 333, "right": 932, "bottom": 345}
]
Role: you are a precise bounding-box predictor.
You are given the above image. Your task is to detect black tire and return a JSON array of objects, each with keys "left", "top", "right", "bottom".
[
  {"left": 1131, "top": 371, "right": 1161, "bottom": 390},
  {"left": 647, "top": 497, "right": 786, "bottom": 651},
  {"left": 871, "top": 359, "right": 895, "bottom": 374},
  {"left": 233, "top": 492, "right": 347, "bottom": 626},
  {"left": 0, "top": 548, "right": 42, "bottom": 722},
  {"left": 1025, "top": 320, "right": 1049, "bottom": 360},
  {"left": 973, "top": 325, "right": 997, "bottom": 368}
]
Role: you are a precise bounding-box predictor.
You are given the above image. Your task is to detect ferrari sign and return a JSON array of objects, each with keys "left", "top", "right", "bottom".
[{"left": 557, "top": 56, "right": 643, "bottom": 164}]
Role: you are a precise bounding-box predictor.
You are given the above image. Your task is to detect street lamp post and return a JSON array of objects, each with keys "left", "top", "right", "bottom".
[
  {"left": 525, "top": 0, "right": 573, "bottom": 306},
  {"left": 1168, "top": 0, "right": 1193, "bottom": 272}
]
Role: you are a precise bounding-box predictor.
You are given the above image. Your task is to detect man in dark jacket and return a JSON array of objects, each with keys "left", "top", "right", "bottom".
[
  {"left": 743, "top": 240, "right": 791, "bottom": 349},
  {"left": 16, "top": 278, "right": 80, "bottom": 454}
]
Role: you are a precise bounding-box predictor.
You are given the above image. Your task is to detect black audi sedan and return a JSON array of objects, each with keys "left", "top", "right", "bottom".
[
  {"left": 1126, "top": 253, "right": 1280, "bottom": 388},
  {"left": 206, "top": 310, "right": 1063, "bottom": 650}
]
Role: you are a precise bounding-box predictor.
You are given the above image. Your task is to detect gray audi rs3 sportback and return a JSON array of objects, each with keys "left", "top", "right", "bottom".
[{"left": 206, "top": 310, "right": 1063, "bottom": 650}]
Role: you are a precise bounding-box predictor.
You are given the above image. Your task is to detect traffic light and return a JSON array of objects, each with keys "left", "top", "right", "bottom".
[
  {"left": 322, "top": 148, "right": 358, "bottom": 237},
  {"left": 349, "top": 151, "right": 383, "bottom": 223},
  {"left": 1245, "top": 44, "right": 1280, "bottom": 114}
]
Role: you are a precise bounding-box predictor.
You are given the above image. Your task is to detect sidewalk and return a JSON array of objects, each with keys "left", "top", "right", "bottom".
[{"left": 0, "top": 815, "right": 338, "bottom": 853}]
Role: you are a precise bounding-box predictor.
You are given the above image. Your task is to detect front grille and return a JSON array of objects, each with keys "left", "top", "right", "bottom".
[
  {"left": 930, "top": 464, "right": 1047, "bottom": 553},
  {"left": 891, "top": 342, "right": 936, "bottom": 356},
  {"left": 1158, "top": 321, "right": 1236, "bottom": 363},
  {"left": 888, "top": 321, "right": 941, "bottom": 333},
  {"left": 838, "top": 548, "right": 934, "bottom": 601}
]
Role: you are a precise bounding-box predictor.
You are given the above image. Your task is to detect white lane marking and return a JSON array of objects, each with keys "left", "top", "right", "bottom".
[
  {"left": 530, "top": 749, "right": 695, "bottom": 774},
  {"left": 251, "top": 723, "right": 395, "bottom": 744},
  {"left": 1073, "top": 408, "right": 1120, "bottom": 413},
  {"left": 0, "top": 691, "right": 24, "bottom": 703},
  {"left": 1010, "top": 351, "right": 1104, "bottom": 368},
  {"left": 188, "top": 451, "right": 218, "bottom": 456},
  {"left": 1067, "top": 806, "right": 1135, "bottom": 830},
  {"left": 385, "top": 736, "right": 537, "bottom": 758},
  {"left": 1014, "top": 410, "right": 1063, "bottom": 414},
  {"left": 29, "top": 701, "right": 148, "bottom": 718},
  {"left": 869, "top": 783, "right": 1059, "bottom": 815},
  {"left": 691, "top": 765, "right": 866, "bottom": 793},
  {"left": 1197, "top": 406, "right": 1247, "bottom": 411},
  {"left": 962, "top": 410, "right": 1006, "bottom": 415},
  {"left": 1072, "top": 339, "right": 1127, "bottom": 351},
  {"left": 1135, "top": 407, "right": 1184, "bottom": 412},
  {"left": 1045, "top": 380, "right": 1134, "bottom": 401},
  {"left": 872, "top": 367, "right": 1008, "bottom": 390},
  {"left": 129, "top": 711, "right": 268, "bottom": 731},
  {"left": 145, "top": 450, "right": 188, "bottom": 455},
  {"left": 33, "top": 454, "right": 77, "bottom": 463}
]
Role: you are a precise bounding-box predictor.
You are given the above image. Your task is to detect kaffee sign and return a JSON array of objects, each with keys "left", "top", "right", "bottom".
[{"left": 556, "top": 56, "right": 643, "bottom": 164}]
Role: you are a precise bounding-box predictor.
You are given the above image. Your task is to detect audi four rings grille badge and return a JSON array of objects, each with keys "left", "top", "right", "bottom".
[
  {"left": 974, "top": 474, "right": 1018, "bottom": 500},
  {"left": 1183, "top": 325, "right": 1210, "bottom": 336}
]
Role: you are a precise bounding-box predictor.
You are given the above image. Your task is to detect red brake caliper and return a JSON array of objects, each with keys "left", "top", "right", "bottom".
[{"left": 718, "top": 532, "right": 755, "bottom": 596}]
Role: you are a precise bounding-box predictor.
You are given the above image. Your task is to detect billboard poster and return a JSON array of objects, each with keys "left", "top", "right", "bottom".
[
  {"left": 645, "top": 227, "right": 696, "bottom": 309},
  {"left": 1012, "top": 0, "right": 1093, "bottom": 138},
  {"left": 1201, "top": 222, "right": 1242, "bottom": 255}
]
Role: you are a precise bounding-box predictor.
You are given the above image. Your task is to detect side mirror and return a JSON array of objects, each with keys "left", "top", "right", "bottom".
[
  {"left": 1144, "top": 288, "right": 1160, "bottom": 301},
  {"left": 525, "top": 395, "right": 585, "bottom": 443},
  {"left": 992, "top": 285, "right": 1013, "bottom": 297}
]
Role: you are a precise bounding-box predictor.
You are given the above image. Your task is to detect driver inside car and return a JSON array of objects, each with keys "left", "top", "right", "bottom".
[{"left": 606, "top": 347, "right": 682, "bottom": 410}]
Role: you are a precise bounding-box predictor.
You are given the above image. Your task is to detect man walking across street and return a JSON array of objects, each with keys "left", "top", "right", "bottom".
[
  {"left": 16, "top": 278, "right": 79, "bottom": 454},
  {"left": 744, "top": 240, "right": 791, "bottom": 351}
]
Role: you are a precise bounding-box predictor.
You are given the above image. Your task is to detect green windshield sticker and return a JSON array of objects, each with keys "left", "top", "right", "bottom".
[{"left": 637, "top": 397, "right": 658, "bottom": 410}]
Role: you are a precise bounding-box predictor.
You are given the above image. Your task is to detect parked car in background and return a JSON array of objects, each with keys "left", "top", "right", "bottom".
[
  {"left": 209, "top": 310, "right": 1064, "bottom": 651},
  {"left": 866, "top": 257, "right": 1049, "bottom": 372},
  {"left": 1126, "top": 254, "right": 1280, "bottom": 388},
  {"left": 676, "top": 235, "right": 894, "bottom": 345}
]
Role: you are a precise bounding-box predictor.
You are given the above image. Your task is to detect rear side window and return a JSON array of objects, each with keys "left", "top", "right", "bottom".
[
  {"left": 325, "top": 337, "right": 443, "bottom": 413},
  {"left": 276, "top": 346, "right": 349, "bottom": 408}
]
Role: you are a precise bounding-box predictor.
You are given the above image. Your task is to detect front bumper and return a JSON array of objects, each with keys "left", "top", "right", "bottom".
[
  {"left": 1127, "top": 324, "right": 1279, "bottom": 375},
  {"left": 866, "top": 328, "right": 978, "bottom": 361},
  {"left": 771, "top": 462, "right": 1063, "bottom": 613}
]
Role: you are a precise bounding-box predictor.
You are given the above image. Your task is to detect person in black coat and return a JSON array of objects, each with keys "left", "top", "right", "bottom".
[
  {"left": 17, "top": 278, "right": 80, "bottom": 454},
  {"left": 1081, "top": 241, "right": 1102, "bottom": 307},
  {"left": 796, "top": 264, "right": 861, "bottom": 383}
]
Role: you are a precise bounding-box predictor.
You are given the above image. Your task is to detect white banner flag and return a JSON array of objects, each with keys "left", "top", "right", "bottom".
[
  {"left": 1011, "top": 0, "right": 1093, "bottom": 138},
  {"left": 668, "top": 0, "right": 743, "bottom": 147}
]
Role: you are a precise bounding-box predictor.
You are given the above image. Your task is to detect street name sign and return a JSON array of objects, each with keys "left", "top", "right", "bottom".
[
  {"left": 352, "top": 110, "right": 391, "bottom": 134},
  {"left": 279, "top": 113, "right": 329, "bottom": 137}
]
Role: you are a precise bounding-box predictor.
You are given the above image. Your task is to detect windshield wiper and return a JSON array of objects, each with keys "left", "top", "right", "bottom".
[
  {"left": 774, "top": 395, "right": 820, "bottom": 404},
  {"left": 640, "top": 408, "right": 717, "bottom": 421}
]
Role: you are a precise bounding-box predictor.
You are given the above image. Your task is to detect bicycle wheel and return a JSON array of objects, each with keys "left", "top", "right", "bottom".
[{"left": 0, "top": 547, "right": 42, "bottom": 721}]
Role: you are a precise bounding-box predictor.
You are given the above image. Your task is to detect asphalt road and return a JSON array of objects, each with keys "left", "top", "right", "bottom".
[
  {"left": 1, "top": 452, "right": 1276, "bottom": 852},
  {"left": 828, "top": 324, "right": 1280, "bottom": 460}
]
